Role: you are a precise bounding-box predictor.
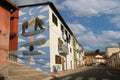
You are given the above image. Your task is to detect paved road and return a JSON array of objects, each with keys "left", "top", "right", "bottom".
[{"left": 54, "top": 66, "right": 120, "bottom": 80}]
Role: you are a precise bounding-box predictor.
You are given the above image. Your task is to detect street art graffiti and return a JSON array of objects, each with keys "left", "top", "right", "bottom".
[
  {"left": 18, "top": 5, "right": 50, "bottom": 72},
  {"left": 22, "top": 17, "right": 45, "bottom": 36},
  {"left": 53, "top": 64, "right": 62, "bottom": 72}
]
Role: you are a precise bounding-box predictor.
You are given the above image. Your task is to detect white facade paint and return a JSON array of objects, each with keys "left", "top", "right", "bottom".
[
  {"left": 106, "top": 47, "right": 120, "bottom": 69},
  {"left": 49, "top": 6, "right": 75, "bottom": 72}
]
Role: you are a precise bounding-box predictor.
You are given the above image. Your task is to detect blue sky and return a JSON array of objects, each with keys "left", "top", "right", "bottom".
[{"left": 11, "top": 0, "right": 120, "bottom": 51}]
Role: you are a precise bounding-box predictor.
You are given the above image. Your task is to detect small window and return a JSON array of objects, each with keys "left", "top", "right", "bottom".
[
  {"left": 52, "top": 13, "right": 58, "bottom": 26},
  {"left": 10, "top": 17, "right": 14, "bottom": 27},
  {"left": 61, "top": 24, "right": 64, "bottom": 32},
  {"left": 69, "top": 34, "right": 71, "bottom": 40},
  {"left": 55, "top": 55, "right": 61, "bottom": 64},
  {"left": 65, "top": 30, "right": 67, "bottom": 35},
  {"left": 70, "top": 47, "right": 72, "bottom": 53}
]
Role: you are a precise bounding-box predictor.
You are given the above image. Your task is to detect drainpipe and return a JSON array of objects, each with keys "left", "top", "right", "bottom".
[{"left": 65, "top": 55, "right": 67, "bottom": 70}]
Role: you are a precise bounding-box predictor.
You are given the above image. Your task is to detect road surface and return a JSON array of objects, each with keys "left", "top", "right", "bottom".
[{"left": 55, "top": 66, "right": 120, "bottom": 80}]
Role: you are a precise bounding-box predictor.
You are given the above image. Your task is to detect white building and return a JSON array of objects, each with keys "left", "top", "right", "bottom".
[
  {"left": 18, "top": 2, "right": 84, "bottom": 73},
  {"left": 106, "top": 47, "right": 120, "bottom": 69},
  {"left": 106, "top": 47, "right": 120, "bottom": 57},
  {"left": 108, "top": 52, "right": 120, "bottom": 69}
]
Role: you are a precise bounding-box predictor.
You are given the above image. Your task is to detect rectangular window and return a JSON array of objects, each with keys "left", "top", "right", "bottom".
[
  {"left": 52, "top": 13, "right": 58, "bottom": 26},
  {"left": 65, "top": 30, "right": 67, "bottom": 35},
  {"left": 10, "top": 17, "right": 14, "bottom": 27},
  {"left": 61, "top": 24, "right": 64, "bottom": 32},
  {"left": 69, "top": 34, "right": 71, "bottom": 40},
  {"left": 55, "top": 55, "right": 61, "bottom": 64},
  {"left": 70, "top": 47, "right": 72, "bottom": 53}
]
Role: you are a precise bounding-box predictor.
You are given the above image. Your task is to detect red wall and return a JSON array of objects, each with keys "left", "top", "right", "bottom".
[
  {"left": 9, "top": 10, "right": 18, "bottom": 51},
  {"left": 0, "top": 6, "right": 10, "bottom": 65}
]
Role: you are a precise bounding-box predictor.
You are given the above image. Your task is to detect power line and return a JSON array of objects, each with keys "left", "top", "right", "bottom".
[{"left": 79, "top": 6, "right": 120, "bottom": 17}]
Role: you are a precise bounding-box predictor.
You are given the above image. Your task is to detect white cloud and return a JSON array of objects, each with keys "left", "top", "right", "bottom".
[
  {"left": 19, "top": 54, "right": 23, "bottom": 57},
  {"left": 39, "top": 59, "right": 44, "bottom": 61},
  {"left": 46, "top": 19, "right": 49, "bottom": 23},
  {"left": 43, "top": 62, "right": 50, "bottom": 68},
  {"left": 36, "top": 68, "right": 42, "bottom": 71},
  {"left": 39, "top": 6, "right": 49, "bottom": 13},
  {"left": 22, "top": 17, "right": 27, "bottom": 20},
  {"left": 68, "top": 23, "right": 86, "bottom": 35},
  {"left": 17, "top": 58, "right": 24, "bottom": 63},
  {"left": 69, "top": 23, "right": 120, "bottom": 50},
  {"left": 36, "top": 34, "right": 46, "bottom": 39},
  {"left": 19, "top": 11, "right": 26, "bottom": 16},
  {"left": 18, "top": 38, "right": 25, "bottom": 42},
  {"left": 38, "top": 50, "right": 45, "bottom": 54},
  {"left": 28, "top": 56, "right": 36, "bottom": 65},
  {"left": 110, "top": 15, "right": 120, "bottom": 28},
  {"left": 79, "top": 30, "right": 120, "bottom": 50},
  {"left": 19, "top": 47, "right": 27, "bottom": 50},
  {"left": 38, "top": 15, "right": 46, "bottom": 19},
  {"left": 37, "top": 6, "right": 43, "bottom": 9},
  {"left": 11, "top": 0, "right": 120, "bottom": 50},
  {"left": 58, "top": 0, "right": 120, "bottom": 17}
]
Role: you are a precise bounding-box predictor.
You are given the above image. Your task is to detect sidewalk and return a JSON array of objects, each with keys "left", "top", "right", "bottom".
[
  {"left": 51, "top": 66, "right": 89, "bottom": 78},
  {"left": 9, "top": 61, "right": 53, "bottom": 80}
]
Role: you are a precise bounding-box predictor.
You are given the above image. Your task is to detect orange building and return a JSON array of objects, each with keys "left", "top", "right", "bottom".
[
  {"left": 85, "top": 55, "right": 92, "bottom": 66},
  {"left": 0, "top": 0, "right": 18, "bottom": 77},
  {"left": 9, "top": 9, "right": 19, "bottom": 51}
]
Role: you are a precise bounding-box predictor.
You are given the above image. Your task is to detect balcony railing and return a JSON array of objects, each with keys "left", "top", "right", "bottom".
[{"left": 58, "top": 44, "right": 69, "bottom": 55}]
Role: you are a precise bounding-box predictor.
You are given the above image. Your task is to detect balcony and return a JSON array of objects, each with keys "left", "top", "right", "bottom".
[{"left": 58, "top": 44, "right": 69, "bottom": 55}]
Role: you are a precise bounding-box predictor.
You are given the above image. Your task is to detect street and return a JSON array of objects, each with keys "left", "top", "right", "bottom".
[{"left": 54, "top": 66, "right": 120, "bottom": 80}]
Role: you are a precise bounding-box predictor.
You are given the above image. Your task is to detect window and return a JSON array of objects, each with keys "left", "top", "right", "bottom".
[
  {"left": 61, "top": 24, "right": 64, "bottom": 32},
  {"left": 52, "top": 13, "right": 58, "bottom": 26},
  {"left": 55, "top": 55, "right": 61, "bottom": 64},
  {"left": 69, "top": 34, "right": 71, "bottom": 40},
  {"left": 10, "top": 16, "right": 14, "bottom": 27},
  {"left": 70, "top": 47, "right": 72, "bottom": 53},
  {"left": 65, "top": 30, "right": 67, "bottom": 36}
]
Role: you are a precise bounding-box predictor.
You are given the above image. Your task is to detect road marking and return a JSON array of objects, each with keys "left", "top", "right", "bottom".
[
  {"left": 102, "top": 79, "right": 109, "bottom": 80},
  {"left": 61, "top": 76, "right": 72, "bottom": 80},
  {"left": 89, "top": 77, "right": 96, "bottom": 80},
  {"left": 75, "top": 77, "right": 83, "bottom": 80},
  {"left": 106, "top": 71, "right": 112, "bottom": 76}
]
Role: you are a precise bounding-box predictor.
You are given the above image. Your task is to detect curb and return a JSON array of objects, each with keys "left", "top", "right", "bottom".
[
  {"left": 41, "top": 76, "right": 53, "bottom": 80},
  {"left": 51, "top": 67, "right": 89, "bottom": 78}
]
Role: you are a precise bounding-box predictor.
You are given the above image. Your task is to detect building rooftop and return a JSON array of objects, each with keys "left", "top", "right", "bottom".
[{"left": 1, "top": 0, "right": 18, "bottom": 13}]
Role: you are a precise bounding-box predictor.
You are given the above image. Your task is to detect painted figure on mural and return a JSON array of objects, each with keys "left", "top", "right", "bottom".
[
  {"left": 22, "top": 17, "right": 44, "bottom": 34},
  {"left": 20, "top": 17, "right": 46, "bottom": 55}
]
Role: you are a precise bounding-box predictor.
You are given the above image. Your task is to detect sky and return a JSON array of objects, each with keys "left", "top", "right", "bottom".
[{"left": 11, "top": 0, "right": 120, "bottom": 51}]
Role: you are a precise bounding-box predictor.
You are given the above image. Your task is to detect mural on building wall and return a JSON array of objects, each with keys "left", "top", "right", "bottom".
[{"left": 18, "top": 5, "right": 50, "bottom": 72}]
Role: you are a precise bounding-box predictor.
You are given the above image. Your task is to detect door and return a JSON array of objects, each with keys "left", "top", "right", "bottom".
[{"left": 61, "top": 57, "right": 65, "bottom": 71}]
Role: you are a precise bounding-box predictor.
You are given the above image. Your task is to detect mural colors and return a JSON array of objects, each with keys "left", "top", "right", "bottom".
[{"left": 18, "top": 5, "right": 50, "bottom": 72}]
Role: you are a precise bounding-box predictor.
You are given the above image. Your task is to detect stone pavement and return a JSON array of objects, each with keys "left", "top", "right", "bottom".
[
  {"left": 8, "top": 61, "right": 90, "bottom": 80},
  {"left": 8, "top": 61, "right": 53, "bottom": 80}
]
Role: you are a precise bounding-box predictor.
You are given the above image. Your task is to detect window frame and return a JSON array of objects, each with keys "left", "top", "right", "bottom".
[{"left": 52, "top": 13, "right": 58, "bottom": 26}]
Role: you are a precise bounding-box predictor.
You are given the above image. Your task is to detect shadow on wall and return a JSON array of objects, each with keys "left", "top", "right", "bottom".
[{"left": 0, "top": 76, "right": 4, "bottom": 80}]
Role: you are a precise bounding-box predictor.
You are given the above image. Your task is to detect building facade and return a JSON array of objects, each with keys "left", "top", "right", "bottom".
[
  {"left": 18, "top": 2, "right": 84, "bottom": 73},
  {"left": 0, "top": 0, "right": 18, "bottom": 78},
  {"left": 106, "top": 47, "right": 120, "bottom": 57},
  {"left": 108, "top": 52, "right": 120, "bottom": 69},
  {"left": 106, "top": 47, "right": 120, "bottom": 69},
  {"left": 9, "top": 6, "right": 19, "bottom": 62}
]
